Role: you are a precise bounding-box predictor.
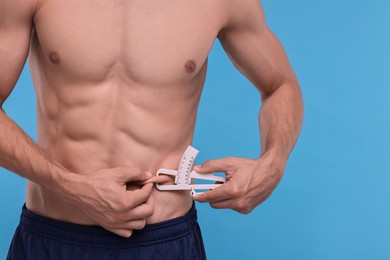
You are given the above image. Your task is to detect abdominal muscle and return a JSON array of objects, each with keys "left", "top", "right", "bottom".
[{"left": 25, "top": 75, "right": 204, "bottom": 225}]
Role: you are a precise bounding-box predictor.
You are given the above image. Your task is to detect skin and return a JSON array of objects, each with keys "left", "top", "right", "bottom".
[{"left": 0, "top": 0, "right": 303, "bottom": 238}]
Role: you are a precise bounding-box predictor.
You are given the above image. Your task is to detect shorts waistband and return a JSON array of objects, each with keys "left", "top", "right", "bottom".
[{"left": 19, "top": 203, "right": 198, "bottom": 248}]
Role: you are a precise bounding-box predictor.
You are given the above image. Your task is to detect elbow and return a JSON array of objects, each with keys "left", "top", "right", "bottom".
[
  {"left": 259, "top": 77, "right": 283, "bottom": 99},
  {"left": 0, "top": 96, "right": 6, "bottom": 113},
  {"left": 260, "top": 79, "right": 303, "bottom": 116},
  {"left": 260, "top": 78, "right": 299, "bottom": 100}
]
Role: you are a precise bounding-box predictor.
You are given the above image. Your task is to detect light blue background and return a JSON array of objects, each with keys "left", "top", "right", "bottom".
[{"left": 1, "top": 0, "right": 389, "bottom": 259}]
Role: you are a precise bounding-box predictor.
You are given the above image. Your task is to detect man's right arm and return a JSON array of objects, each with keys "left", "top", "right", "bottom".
[
  {"left": 0, "top": 0, "right": 68, "bottom": 190},
  {"left": 0, "top": 0, "right": 153, "bottom": 237}
]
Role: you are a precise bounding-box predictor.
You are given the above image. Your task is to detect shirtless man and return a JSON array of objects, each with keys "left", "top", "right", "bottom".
[{"left": 1, "top": 0, "right": 303, "bottom": 259}]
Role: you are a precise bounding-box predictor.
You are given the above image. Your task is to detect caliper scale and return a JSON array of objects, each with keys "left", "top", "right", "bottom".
[{"left": 156, "top": 146, "right": 226, "bottom": 197}]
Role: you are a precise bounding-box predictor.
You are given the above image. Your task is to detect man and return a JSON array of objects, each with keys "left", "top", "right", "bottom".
[{"left": 1, "top": 0, "right": 303, "bottom": 259}]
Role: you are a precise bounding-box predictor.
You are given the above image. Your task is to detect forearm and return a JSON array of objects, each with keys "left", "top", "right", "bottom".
[
  {"left": 258, "top": 81, "right": 303, "bottom": 170},
  {"left": 0, "top": 109, "right": 76, "bottom": 193}
]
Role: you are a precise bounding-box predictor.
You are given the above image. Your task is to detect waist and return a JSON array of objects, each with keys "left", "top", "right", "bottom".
[
  {"left": 19, "top": 202, "right": 198, "bottom": 248},
  {"left": 26, "top": 181, "right": 193, "bottom": 225}
]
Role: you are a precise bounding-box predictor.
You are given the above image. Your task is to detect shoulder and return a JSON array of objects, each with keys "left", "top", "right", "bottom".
[{"left": 0, "top": 0, "right": 40, "bottom": 23}]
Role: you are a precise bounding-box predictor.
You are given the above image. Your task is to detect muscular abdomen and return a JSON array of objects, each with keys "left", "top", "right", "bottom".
[{"left": 25, "top": 0, "right": 223, "bottom": 224}]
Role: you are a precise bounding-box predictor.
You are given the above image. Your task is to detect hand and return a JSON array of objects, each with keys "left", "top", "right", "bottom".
[
  {"left": 193, "top": 156, "right": 284, "bottom": 214},
  {"left": 67, "top": 167, "right": 154, "bottom": 237}
]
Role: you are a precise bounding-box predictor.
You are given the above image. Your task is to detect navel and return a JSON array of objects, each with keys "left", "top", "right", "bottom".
[
  {"left": 184, "top": 59, "right": 196, "bottom": 73},
  {"left": 49, "top": 51, "right": 61, "bottom": 65}
]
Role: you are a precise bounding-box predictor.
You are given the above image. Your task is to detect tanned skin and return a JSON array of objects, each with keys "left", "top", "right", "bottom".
[{"left": 0, "top": 0, "right": 303, "bottom": 238}]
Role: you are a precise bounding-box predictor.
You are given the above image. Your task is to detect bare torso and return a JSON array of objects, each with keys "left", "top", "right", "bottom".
[{"left": 26, "top": 0, "right": 226, "bottom": 224}]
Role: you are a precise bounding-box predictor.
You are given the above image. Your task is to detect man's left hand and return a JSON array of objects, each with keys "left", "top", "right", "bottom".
[{"left": 193, "top": 156, "right": 284, "bottom": 214}]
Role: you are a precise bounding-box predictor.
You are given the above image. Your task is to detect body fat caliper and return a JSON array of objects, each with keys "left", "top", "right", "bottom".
[{"left": 156, "top": 146, "right": 226, "bottom": 197}]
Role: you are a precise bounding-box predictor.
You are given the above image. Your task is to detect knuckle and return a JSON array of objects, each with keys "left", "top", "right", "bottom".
[
  {"left": 121, "top": 213, "right": 131, "bottom": 223},
  {"left": 106, "top": 214, "right": 117, "bottom": 224},
  {"left": 142, "top": 196, "right": 150, "bottom": 205},
  {"left": 127, "top": 202, "right": 135, "bottom": 210},
  {"left": 239, "top": 208, "right": 252, "bottom": 215},
  {"left": 236, "top": 200, "right": 251, "bottom": 214},
  {"left": 113, "top": 213, "right": 127, "bottom": 223},
  {"left": 145, "top": 206, "right": 154, "bottom": 217},
  {"left": 139, "top": 219, "right": 146, "bottom": 229},
  {"left": 235, "top": 201, "right": 252, "bottom": 214},
  {"left": 111, "top": 204, "right": 120, "bottom": 212},
  {"left": 236, "top": 200, "right": 246, "bottom": 209},
  {"left": 133, "top": 219, "right": 146, "bottom": 230},
  {"left": 120, "top": 199, "right": 129, "bottom": 209},
  {"left": 113, "top": 199, "right": 127, "bottom": 211},
  {"left": 102, "top": 224, "right": 112, "bottom": 231},
  {"left": 229, "top": 185, "right": 244, "bottom": 197},
  {"left": 125, "top": 198, "right": 136, "bottom": 209},
  {"left": 226, "top": 156, "right": 235, "bottom": 161}
]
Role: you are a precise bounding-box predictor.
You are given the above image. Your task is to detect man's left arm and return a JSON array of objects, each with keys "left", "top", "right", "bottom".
[{"left": 194, "top": 0, "right": 303, "bottom": 213}]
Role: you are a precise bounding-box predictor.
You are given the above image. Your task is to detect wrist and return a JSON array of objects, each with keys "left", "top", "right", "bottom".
[
  {"left": 257, "top": 149, "right": 287, "bottom": 175},
  {"left": 51, "top": 169, "right": 83, "bottom": 200}
]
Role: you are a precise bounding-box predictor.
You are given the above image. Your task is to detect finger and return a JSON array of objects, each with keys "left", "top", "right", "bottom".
[
  {"left": 107, "top": 228, "right": 133, "bottom": 238},
  {"left": 116, "top": 167, "right": 152, "bottom": 184},
  {"left": 211, "top": 200, "right": 253, "bottom": 214},
  {"left": 125, "top": 183, "right": 153, "bottom": 209},
  {"left": 193, "top": 158, "right": 232, "bottom": 174},
  {"left": 211, "top": 191, "right": 273, "bottom": 213},
  {"left": 112, "top": 217, "right": 149, "bottom": 231},
  {"left": 145, "top": 189, "right": 155, "bottom": 207},
  {"left": 209, "top": 200, "right": 233, "bottom": 209},
  {"left": 124, "top": 201, "right": 154, "bottom": 220},
  {"left": 125, "top": 219, "right": 147, "bottom": 230},
  {"left": 141, "top": 175, "right": 173, "bottom": 185},
  {"left": 193, "top": 184, "right": 231, "bottom": 203}
]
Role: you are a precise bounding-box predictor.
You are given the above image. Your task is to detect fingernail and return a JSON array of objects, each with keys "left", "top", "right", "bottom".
[{"left": 193, "top": 165, "right": 201, "bottom": 171}]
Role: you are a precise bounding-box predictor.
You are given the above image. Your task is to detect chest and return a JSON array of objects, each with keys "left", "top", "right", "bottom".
[{"left": 31, "top": 0, "right": 225, "bottom": 85}]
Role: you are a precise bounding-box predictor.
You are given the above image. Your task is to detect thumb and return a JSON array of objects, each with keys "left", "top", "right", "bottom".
[
  {"left": 115, "top": 167, "right": 152, "bottom": 183},
  {"left": 193, "top": 158, "right": 231, "bottom": 174}
]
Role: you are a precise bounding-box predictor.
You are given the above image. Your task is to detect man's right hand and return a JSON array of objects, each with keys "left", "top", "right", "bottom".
[{"left": 65, "top": 167, "right": 154, "bottom": 238}]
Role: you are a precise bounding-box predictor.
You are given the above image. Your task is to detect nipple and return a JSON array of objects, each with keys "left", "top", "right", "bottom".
[
  {"left": 49, "top": 51, "right": 61, "bottom": 65},
  {"left": 184, "top": 59, "right": 196, "bottom": 73}
]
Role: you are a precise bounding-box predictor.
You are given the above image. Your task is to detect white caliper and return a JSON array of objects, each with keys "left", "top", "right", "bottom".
[{"left": 156, "top": 146, "right": 226, "bottom": 197}]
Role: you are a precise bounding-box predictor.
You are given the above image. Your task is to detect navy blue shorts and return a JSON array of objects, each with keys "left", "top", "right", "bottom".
[{"left": 7, "top": 203, "right": 206, "bottom": 260}]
